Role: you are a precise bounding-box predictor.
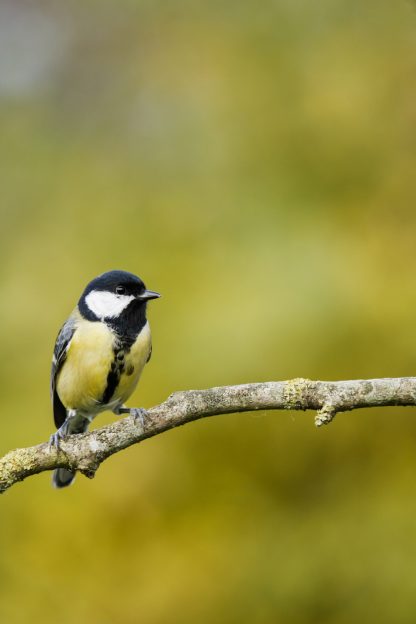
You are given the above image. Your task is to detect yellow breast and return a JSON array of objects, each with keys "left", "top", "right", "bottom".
[
  {"left": 56, "top": 319, "right": 115, "bottom": 412},
  {"left": 56, "top": 317, "right": 152, "bottom": 414}
]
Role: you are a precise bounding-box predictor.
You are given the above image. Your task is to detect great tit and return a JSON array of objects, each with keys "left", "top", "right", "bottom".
[{"left": 50, "top": 270, "right": 160, "bottom": 488}]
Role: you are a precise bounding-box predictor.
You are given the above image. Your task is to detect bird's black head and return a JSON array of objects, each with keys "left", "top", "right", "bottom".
[{"left": 78, "top": 270, "right": 160, "bottom": 331}]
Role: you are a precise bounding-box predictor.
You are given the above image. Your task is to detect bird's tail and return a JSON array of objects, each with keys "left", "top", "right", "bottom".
[
  {"left": 52, "top": 414, "right": 90, "bottom": 489},
  {"left": 53, "top": 468, "right": 76, "bottom": 488}
]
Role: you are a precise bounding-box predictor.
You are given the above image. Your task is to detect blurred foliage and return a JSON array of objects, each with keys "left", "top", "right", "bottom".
[{"left": 1, "top": 0, "right": 416, "bottom": 622}]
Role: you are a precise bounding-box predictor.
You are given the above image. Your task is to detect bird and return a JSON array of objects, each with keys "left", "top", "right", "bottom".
[{"left": 50, "top": 270, "right": 160, "bottom": 488}]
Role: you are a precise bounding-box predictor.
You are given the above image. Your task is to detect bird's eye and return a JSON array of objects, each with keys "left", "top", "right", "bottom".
[{"left": 116, "top": 285, "right": 126, "bottom": 295}]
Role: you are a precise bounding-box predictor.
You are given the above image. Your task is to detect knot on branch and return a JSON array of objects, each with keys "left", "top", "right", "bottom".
[{"left": 315, "top": 403, "right": 337, "bottom": 427}]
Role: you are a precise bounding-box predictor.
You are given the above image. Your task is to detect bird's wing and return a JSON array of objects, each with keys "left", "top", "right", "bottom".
[{"left": 51, "top": 315, "right": 77, "bottom": 428}]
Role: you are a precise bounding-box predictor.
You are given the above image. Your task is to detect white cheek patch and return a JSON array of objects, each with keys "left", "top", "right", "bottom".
[{"left": 85, "top": 290, "right": 135, "bottom": 319}]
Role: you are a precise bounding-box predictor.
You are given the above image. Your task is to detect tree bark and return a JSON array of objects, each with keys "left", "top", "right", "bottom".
[{"left": 1, "top": 377, "right": 416, "bottom": 493}]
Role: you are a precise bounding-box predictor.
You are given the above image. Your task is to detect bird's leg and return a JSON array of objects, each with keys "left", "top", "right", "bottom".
[
  {"left": 48, "top": 410, "right": 78, "bottom": 451},
  {"left": 115, "top": 406, "right": 149, "bottom": 430},
  {"left": 49, "top": 421, "right": 70, "bottom": 451}
]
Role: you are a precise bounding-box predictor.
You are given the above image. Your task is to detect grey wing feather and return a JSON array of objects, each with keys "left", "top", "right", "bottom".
[{"left": 51, "top": 316, "right": 77, "bottom": 428}]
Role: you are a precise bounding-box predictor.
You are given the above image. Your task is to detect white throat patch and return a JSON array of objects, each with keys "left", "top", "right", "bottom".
[{"left": 85, "top": 290, "right": 135, "bottom": 320}]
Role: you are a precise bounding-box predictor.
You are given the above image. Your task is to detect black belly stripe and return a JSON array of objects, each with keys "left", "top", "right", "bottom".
[
  {"left": 101, "top": 347, "right": 126, "bottom": 405},
  {"left": 101, "top": 367, "right": 119, "bottom": 405},
  {"left": 99, "top": 306, "right": 148, "bottom": 404}
]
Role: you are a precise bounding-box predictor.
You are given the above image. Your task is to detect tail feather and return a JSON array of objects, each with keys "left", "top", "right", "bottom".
[
  {"left": 52, "top": 468, "right": 76, "bottom": 488},
  {"left": 51, "top": 413, "right": 90, "bottom": 489}
]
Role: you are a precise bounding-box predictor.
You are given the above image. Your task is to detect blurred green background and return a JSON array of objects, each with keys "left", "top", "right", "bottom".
[{"left": 1, "top": 0, "right": 416, "bottom": 622}]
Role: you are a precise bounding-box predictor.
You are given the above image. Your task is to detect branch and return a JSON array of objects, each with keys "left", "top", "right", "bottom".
[{"left": 1, "top": 377, "right": 416, "bottom": 493}]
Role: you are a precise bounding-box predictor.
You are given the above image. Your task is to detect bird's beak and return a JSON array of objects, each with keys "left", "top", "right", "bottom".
[{"left": 137, "top": 289, "right": 161, "bottom": 301}]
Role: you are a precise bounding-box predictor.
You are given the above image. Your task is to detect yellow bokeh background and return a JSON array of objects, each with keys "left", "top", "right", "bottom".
[{"left": 1, "top": 1, "right": 416, "bottom": 622}]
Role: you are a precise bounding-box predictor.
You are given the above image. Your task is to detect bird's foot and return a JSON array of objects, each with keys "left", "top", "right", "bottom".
[
  {"left": 117, "top": 406, "right": 148, "bottom": 430},
  {"left": 48, "top": 426, "right": 68, "bottom": 452},
  {"left": 130, "top": 407, "right": 148, "bottom": 430}
]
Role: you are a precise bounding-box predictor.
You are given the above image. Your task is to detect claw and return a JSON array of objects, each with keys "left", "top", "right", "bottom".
[
  {"left": 49, "top": 433, "right": 57, "bottom": 451},
  {"left": 49, "top": 430, "right": 63, "bottom": 452},
  {"left": 48, "top": 421, "right": 70, "bottom": 452},
  {"left": 130, "top": 407, "right": 148, "bottom": 430},
  {"left": 117, "top": 406, "right": 148, "bottom": 429}
]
